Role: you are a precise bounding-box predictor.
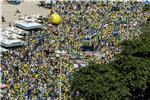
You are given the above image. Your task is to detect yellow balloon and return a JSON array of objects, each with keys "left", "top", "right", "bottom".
[{"left": 49, "top": 13, "right": 62, "bottom": 25}]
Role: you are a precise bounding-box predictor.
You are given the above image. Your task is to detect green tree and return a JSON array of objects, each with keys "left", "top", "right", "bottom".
[
  {"left": 70, "top": 21, "right": 150, "bottom": 100},
  {"left": 70, "top": 64, "right": 130, "bottom": 100},
  {"left": 113, "top": 56, "right": 150, "bottom": 99}
]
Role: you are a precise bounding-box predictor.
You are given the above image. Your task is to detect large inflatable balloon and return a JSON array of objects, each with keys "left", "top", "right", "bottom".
[{"left": 49, "top": 13, "right": 62, "bottom": 25}]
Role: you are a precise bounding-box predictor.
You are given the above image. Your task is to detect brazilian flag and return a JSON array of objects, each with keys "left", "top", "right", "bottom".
[
  {"left": 84, "top": 41, "right": 92, "bottom": 47},
  {"left": 72, "top": 49, "right": 77, "bottom": 54},
  {"left": 122, "top": 17, "right": 127, "bottom": 24}
]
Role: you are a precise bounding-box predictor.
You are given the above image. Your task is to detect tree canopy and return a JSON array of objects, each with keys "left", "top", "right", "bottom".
[{"left": 70, "top": 23, "right": 150, "bottom": 99}]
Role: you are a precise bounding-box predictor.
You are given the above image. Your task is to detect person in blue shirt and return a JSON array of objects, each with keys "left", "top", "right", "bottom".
[
  {"left": 144, "top": 0, "right": 149, "bottom": 5},
  {"left": 113, "top": 27, "right": 119, "bottom": 37},
  {"left": 27, "top": 88, "right": 31, "bottom": 100}
]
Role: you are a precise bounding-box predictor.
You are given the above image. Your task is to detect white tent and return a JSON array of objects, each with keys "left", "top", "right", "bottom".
[
  {"left": 1, "top": 39, "right": 27, "bottom": 47},
  {"left": 0, "top": 34, "right": 27, "bottom": 48},
  {"left": 4, "top": 27, "right": 30, "bottom": 35},
  {"left": 14, "top": 21, "right": 43, "bottom": 30},
  {"left": 0, "top": 47, "right": 8, "bottom": 52},
  {"left": 1, "top": 29, "right": 23, "bottom": 39}
]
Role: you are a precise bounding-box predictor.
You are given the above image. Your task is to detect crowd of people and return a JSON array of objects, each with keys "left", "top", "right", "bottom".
[{"left": 1, "top": 1, "right": 147, "bottom": 99}]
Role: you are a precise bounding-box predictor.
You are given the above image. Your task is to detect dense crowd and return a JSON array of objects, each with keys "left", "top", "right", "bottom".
[{"left": 1, "top": 1, "right": 146, "bottom": 99}]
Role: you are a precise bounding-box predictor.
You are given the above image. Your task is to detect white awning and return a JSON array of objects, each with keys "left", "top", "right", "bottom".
[
  {"left": 1, "top": 29, "right": 23, "bottom": 39},
  {"left": 15, "top": 21, "right": 43, "bottom": 30},
  {"left": 4, "top": 27, "right": 30, "bottom": 35},
  {"left": 0, "top": 47, "right": 8, "bottom": 52},
  {"left": 1, "top": 38, "right": 27, "bottom": 47}
]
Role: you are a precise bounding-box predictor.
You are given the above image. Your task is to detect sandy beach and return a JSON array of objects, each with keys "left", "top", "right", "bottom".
[{"left": 1, "top": 0, "right": 48, "bottom": 28}]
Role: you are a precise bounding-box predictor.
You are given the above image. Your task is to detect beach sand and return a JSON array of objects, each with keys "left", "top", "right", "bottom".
[{"left": 1, "top": 0, "right": 49, "bottom": 28}]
